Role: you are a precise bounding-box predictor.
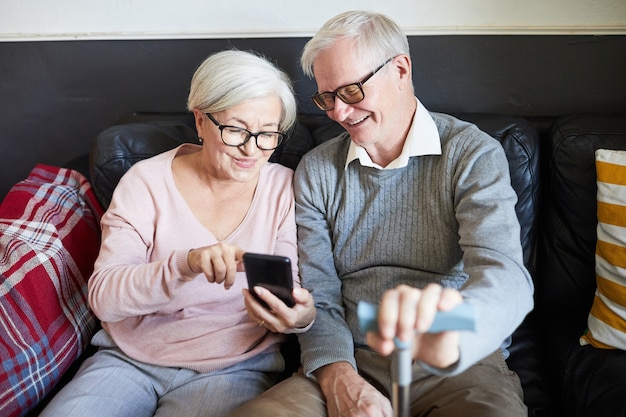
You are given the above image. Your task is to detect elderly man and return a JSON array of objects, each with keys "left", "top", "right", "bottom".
[{"left": 229, "top": 10, "right": 533, "bottom": 417}]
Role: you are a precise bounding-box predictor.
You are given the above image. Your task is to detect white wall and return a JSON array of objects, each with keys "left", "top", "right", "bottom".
[{"left": 1, "top": 0, "right": 626, "bottom": 41}]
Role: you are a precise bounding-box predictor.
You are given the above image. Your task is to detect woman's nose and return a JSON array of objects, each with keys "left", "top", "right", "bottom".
[{"left": 239, "top": 135, "right": 260, "bottom": 154}]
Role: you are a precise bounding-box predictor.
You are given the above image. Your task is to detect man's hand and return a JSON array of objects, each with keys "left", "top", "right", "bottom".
[
  {"left": 315, "top": 362, "right": 392, "bottom": 417},
  {"left": 366, "top": 283, "right": 463, "bottom": 369}
]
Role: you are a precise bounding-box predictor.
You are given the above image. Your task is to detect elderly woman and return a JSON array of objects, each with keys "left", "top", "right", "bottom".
[{"left": 40, "top": 50, "right": 315, "bottom": 417}]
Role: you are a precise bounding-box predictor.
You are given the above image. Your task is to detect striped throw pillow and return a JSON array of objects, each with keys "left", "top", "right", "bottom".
[{"left": 580, "top": 149, "right": 626, "bottom": 349}]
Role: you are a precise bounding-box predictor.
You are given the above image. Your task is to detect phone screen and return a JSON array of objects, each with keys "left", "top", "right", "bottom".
[{"left": 243, "top": 252, "right": 295, "bottom": 308}]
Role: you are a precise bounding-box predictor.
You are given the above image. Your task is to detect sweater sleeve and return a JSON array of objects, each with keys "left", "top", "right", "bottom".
[
  {"left": 88, "top": 161, "right": 198, "bottom": 323},
  {"left": 441, "top": 123, "right": 534, "bottom": 374}
]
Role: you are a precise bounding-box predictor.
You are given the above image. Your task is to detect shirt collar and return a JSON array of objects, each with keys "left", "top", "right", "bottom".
[{"left": 345, "top": 98, "right": 441, "bottom": 170}]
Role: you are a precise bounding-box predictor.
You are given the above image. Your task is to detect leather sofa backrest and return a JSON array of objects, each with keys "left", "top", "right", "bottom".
[
  {"left": 89, "top": 121, "right": 199, "bottom": 208},
  {"left": 538, "top": 114, "right": 626, "bottom": 373},
  {"left": 89, "top": 114, "right": 314, "bottom": 209}
]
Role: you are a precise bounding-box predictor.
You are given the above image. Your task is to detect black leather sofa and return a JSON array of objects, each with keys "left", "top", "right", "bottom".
[
  {"left": 10, "top": 111, "right": 626, "bottom": 416},
  {"left": 86, "top": 112, "right": 551, "bottom": 416}
]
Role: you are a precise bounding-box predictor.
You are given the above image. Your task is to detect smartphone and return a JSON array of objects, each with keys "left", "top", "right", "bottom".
[{"left": 243, "top": 252, "right": 295, "bottom": 308}]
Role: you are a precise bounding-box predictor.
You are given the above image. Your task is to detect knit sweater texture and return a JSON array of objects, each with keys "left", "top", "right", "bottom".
[{"left": 294, "top": 111, "right": 534, "bottom": 377}]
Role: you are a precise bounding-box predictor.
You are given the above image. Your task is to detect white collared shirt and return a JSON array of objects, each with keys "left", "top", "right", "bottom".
[{"left": 345, "top": 98, "right": 442, "bottom": 170}]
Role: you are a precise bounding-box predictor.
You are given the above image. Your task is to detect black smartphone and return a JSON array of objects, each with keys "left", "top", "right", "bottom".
[{"left": 243, "top": 252, "right": 295, "bottom": 308}]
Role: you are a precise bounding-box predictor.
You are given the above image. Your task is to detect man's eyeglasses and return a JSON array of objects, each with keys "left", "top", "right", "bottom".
[
  {"left": 205, "top": 113, "right": 285, "bottom": 151},
  {"left": 311, "top": 57, "right": 394, "bottom": 112}
]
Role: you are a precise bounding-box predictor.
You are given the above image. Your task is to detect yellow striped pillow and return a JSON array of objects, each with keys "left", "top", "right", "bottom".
[{"left": 581, "top": 149, "right": 626, "bottom": 349}]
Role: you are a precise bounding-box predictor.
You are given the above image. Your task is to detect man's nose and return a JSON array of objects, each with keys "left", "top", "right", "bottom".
[{"left": 329, "top": 96, "right": 353, "bottom": 121}]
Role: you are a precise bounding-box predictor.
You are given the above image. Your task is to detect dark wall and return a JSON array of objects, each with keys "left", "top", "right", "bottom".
[{"left": 1, "top": 35, "right": 625, "bottom": 200}]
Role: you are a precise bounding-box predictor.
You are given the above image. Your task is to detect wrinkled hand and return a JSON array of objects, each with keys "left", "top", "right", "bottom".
[
  {"left": 366, "top": 283, "right": 463, "bottom": 369},
  {"left": 243, "top": 286, "right": 316, "bottom": 333},
  {"left": 315, "top": 362, "right": 392, "bottom": 417},
  {"left": 186, "top": 243, "right": 245, "bottom": 289}
]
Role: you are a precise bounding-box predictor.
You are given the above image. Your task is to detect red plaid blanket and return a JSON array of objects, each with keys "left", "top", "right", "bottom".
[{"left": 0, "top": 165, "right": 103, "bottom": 417}]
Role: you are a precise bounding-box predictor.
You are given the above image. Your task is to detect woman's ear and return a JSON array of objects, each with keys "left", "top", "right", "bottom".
[{"left": 193, "top": 108, "right": 206, "bottom": 135}]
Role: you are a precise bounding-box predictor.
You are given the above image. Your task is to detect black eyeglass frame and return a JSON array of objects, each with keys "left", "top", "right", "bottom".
[
  {"left": 205, "top": 113, "right": 286, "bottom": 151},
  {"left": 310, "top": 57, "right": 394, "bottom": 111}
]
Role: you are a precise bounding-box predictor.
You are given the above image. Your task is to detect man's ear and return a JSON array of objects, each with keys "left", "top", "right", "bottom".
[{"left": 393, "top": 54, "right": 412, "bottom": 86}]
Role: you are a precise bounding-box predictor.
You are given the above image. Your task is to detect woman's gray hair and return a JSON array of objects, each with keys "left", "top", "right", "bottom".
[
  {"left": 301, "top": 10, "right": 410, "bottom": 78},
  {"left": 187, "top": 49, "right": 297, "bottom": 132}
]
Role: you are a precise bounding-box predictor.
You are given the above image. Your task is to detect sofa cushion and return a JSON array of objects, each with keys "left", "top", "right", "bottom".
[
  {"left": 89, "top": 121, "right": 200, "bottom": 209},
  {"left": 0, "top": 165, "right": 103, "bottom": 417},
  {"left": 580, "top": 149, "right": 626, "bottom": 349},
  {"left": 539, "top": 114, "right": 626, "bottom": 354},
  {"left": 539, "top": 114, "right": 626, "bottom": 415}
]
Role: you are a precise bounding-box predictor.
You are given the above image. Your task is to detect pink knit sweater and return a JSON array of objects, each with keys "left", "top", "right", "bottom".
[{"left": 88, "top": 144, "right": 298, "bottom": 373}]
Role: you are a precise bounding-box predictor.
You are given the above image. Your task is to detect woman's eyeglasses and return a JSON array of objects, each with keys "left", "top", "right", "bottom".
[
  {"left": 311, "top": 57, "right": 393, "bottom": 112},
  {"left": 205, "top": 113, "right": 285, "bottom": 151}
]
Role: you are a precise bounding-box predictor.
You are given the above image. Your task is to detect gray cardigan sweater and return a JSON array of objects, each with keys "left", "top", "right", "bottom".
[{"left": 294, "top": 111, "right": 534, "bottom": 377}]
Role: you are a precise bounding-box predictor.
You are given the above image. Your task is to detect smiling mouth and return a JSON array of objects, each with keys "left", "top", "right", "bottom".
[
  {"left": 347, "top": 116, "right": 368, "bottom": 126},
  {"left": 234, "top": 157, "right": 256, "bottom": 168}
]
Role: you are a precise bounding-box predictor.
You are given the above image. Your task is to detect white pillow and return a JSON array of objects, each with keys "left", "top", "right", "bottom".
[{"left": 580, "top": 149, "right": 626, "bottom": 350}]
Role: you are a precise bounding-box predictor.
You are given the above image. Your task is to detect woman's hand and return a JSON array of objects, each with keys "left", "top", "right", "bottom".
[
  {"left": 243, "top": 286, "right": 316, "bottom": 333},
  {"left": 186, "top": 243, "right": 245, "bottom": 289}
]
